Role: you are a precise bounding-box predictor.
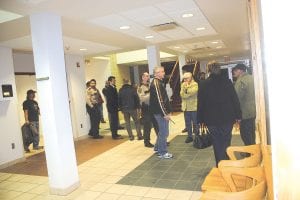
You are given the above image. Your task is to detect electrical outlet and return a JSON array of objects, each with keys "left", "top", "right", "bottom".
[{"left": 11, "top": 143, "right": 15, "bottom": 149}]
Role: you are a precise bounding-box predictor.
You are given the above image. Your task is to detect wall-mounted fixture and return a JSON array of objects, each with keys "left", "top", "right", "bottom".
[{"left": 0, "top": 84, "right": 13, "bottom": 101}]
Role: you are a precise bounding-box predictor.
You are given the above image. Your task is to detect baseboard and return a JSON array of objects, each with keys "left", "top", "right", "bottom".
[
  {"left": 50, "top": 181, "right": 80, "bottom": 195},
  {"left": 74, "top": 134, "right": 89, "bottom": 141},
  {"left": 0, "top": 157, "right": 26, "bottom": 170}
]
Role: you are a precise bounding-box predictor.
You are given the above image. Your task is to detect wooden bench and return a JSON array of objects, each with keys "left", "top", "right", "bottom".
[
  {"left": 201, "top": 144, "right": 262, "bottom": 192},
  {"left": 200, "top": 145, "right": 273, "bottom": 200}
]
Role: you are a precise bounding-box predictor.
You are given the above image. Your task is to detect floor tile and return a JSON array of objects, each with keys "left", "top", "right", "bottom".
[
  {"left": 95, "top": 192, "right": 120, "bottom": 200},
  {"left": 13, "top": 193, "right": 39, "bottom": 200},
  {"left": 144, "top": 188, "right": 170, "bottom": 199},
  {"left": 74, "top": 190, "right": 102, "bottom": 200},
  {"left": 124, "top": 186, "right": 150, "bottom": 197},
  {"left": 166, "top": 189, "right": 193, "bottom": 200}
]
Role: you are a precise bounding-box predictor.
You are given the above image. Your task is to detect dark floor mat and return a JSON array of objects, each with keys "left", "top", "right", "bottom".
[{"left": 117, "top": 134, "right": 243, "bottom": 191}]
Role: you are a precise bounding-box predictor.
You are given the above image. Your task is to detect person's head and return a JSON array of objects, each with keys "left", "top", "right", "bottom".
[
  {"left": 232, "top": 64, "right": 247, "bottom": 78},
  {"left": 86, "top": 81, "right": 90, "bottom": 88},
  {"left": 26, "top": 89, "right": 36, "bottom": 100},
  {"left": 108, "top": 76, "right": 116, "bottom": 85},
  {"left": 207, "top": 61, "right": 221, "bottom": 75},
  {"left": 200, "top": 72, "right": 206, "bottom": 80},
  {"left": 182, "top": 72, "right": 193, "bottom": 83},
  {"left": 153, "top": 66, "right": 165, "bottom": 80},
  {"left": 89, "top": 79, "right": 96, "bottom": 88},
  {"left": 142, "top": 72, "right": 150, "bottom": 83},
  {"left": 123, "top": 78, "right": 130, "bottom": 85}
]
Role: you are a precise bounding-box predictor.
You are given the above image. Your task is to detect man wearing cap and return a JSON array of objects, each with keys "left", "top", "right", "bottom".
[
  {"left": 23, "top": 89, "right": 42, "bottom": 150},
  {"left": 232, "top": 64, "right": 256, "bottom": 146},
  {"left": 180, "top": 72, "right": 199, "bottom": 143}
]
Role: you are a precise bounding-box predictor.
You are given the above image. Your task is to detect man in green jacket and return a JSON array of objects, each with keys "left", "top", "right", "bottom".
[{"left": 232, "top": 64, "right": 256, "bottom": 145}]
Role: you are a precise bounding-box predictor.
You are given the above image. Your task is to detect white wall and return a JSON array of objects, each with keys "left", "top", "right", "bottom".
[
  {"left": 65, "top": 55, "right": 89, "bottom": 138},
  {"left": 0, "top": 47, "right": 24, "bottom": 167},
  {"left": 85, "top": 59, "right": 111, "bottom": 120}
]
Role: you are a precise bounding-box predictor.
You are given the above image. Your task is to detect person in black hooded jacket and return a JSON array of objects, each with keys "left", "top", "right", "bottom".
[{"left": 197, "top": 62, "right": 242, "bottom": 166}]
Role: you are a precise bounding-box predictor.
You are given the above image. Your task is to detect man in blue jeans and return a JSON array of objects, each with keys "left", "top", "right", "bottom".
[{"left": 150, "top": 66, "right": 173, "bottom": 159}]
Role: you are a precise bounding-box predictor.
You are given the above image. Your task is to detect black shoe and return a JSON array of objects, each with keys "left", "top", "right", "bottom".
[
  {"left": 25, "top": 149, "right": 30, "bottom": 153},
  {"left": 182, "top": 128, "right": 187, "bottom": 133},
  {"left": 129, "top": 136, "right": 134, "bottom": 141},
  {"left": 167, "top": 142, "right": 170, "bottom": 146},
  {"left": 145, "top": 143, "right": 154, "bottom": 148},
  {"left": 33, "top": 146, "right": 44, "bottom": 150},
  {"left": 100, "top": 119, "right": 106, "bottom": 123},
  {"left": 93, "top": 135, "right": 104, "bottom": 139},
  {"left": 137, "top": 136, "right": 143, "bottom": 140},
  {"left": 185, "top": 137, "right": 193, "bottom": 143},
  {"left": 118, "top": 126, "right": 125, "bottom": 130},
  {"left": 113, "top": 135, "right": 124, "bottom": 140}
]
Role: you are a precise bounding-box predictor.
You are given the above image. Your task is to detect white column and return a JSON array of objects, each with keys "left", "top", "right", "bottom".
[
  {"left": 147, "top": 45, "right": 160, "bottom": 76},
  {"left": 178, "top": 54, "right": 186, "bottom": 80},
  {"left": 30, "top": 13, "right": 79, "bottom": 195}
]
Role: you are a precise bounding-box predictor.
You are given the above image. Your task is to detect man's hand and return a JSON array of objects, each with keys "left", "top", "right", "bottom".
[{"left": 164, "top": 114, "right": 171, "bottom": 120}]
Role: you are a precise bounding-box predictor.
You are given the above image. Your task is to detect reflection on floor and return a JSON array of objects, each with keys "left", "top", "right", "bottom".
[
  {"left": 118, "top": 135, "right": 243, "bottom": 191},
  {"left": 0, "top": 113, "right": 243, "bottom": 200}
]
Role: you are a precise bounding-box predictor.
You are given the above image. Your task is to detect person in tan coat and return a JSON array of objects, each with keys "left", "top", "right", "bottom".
[{"left": 180, "top": 72, "right": 199, "bottom": 143}]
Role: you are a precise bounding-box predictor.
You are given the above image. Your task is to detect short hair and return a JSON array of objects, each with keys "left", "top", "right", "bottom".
[
  {"left": 123, "top": 78, "right": 130, "bottom": 84},
  {"left": 108, "top": 76, "right": 115, "bottom": 82},
  {"left": 153, "top": 66, "right": 164, "bottom": 75},
  {"left": 207, "top": 61, "right": 221, "bottom": 75},
  {"left": 90, "top": 79, "right": 96, "bottom": 83}
]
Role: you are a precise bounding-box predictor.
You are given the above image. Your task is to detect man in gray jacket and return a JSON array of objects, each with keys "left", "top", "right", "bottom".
[{"left": 232, "top": 64, "right": 256, "bottom": 145}]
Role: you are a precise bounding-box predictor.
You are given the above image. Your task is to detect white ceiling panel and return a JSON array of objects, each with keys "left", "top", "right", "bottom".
[
  {"left": 156, "top": 0, "right": 198, "bottom": 14},
  {"left": 159, "top": 27, "right": 192, "bottom": 40}
]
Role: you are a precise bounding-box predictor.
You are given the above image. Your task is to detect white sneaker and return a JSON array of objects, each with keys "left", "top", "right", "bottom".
[{"left": 158, "top": 152, "right": 173, "bottom": 159}]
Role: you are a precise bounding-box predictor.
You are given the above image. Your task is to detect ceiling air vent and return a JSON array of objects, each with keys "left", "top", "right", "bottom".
[{"left": 150, "top": 22, "right": 178, "bottom": 32}]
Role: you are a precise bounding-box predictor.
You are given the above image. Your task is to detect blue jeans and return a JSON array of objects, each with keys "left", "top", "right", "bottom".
[
  {"left": 30, "top": 121, "right": 40, "bottom": 148},
  {"left": 154, "top": 114, "right": 169, "bottom": 155},
  {"left": 240, "top": 118, "right": 256, "bottom": 145},
  {"left": 184, "top": 111, "right": 199, "bottom": 138}
]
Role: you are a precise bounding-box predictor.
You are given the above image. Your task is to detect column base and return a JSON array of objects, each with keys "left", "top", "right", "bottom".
[{"left": 49, "top": 181, "right": 80, "bottom": 195}]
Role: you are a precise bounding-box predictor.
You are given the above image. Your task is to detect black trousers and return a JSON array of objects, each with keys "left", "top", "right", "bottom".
[
  {"left": 141, "top": 104, "right": 159, "bottom": 144},
  {"left": 208, "top": 123, "right": 233, "bottom": 166},
  {"left": 108, "top": 111, "right": 119, "bottom": 138},
  {"left": 240, "top": 117, "right": 256, "bottom": 145},
  {"left": 86, "top": 104, "right": 100, "bottom": 137}
]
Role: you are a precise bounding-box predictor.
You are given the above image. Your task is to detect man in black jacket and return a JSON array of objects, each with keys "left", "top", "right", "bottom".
[
  {"left": 119, "top": 79, "right": 143, "bottom": 140},
  {"left": 197, "top": 62, "right": 241, "bottom": 166},
  {"left": 150, "top": 66, "right": 173, "bottom": 159},
  {"left": 102, "top": 76, "right": 123, "bottom": 140}
]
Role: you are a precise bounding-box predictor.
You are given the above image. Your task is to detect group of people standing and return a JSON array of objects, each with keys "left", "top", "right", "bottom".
[{"left": 180, "top": 62, "right": 256, "bottom": 166}]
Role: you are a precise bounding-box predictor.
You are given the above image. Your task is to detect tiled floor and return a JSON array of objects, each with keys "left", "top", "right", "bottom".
[
  {"left": 0, "top": 113, "right": 242, "bottom": 200},
  {"left": 117, "top": 135, "right": 243, "bottom": 191}
]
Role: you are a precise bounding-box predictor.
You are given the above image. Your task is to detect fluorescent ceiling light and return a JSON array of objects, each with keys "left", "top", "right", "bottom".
[
  {"left": 145, "top": 35, "right": 154, "bottom": 39},
  {"left": 196, "top": 27, "right": 206, "bottom": 31},
  {"left": 80, "top": 48, "right": 87, "bottom": 51},
  {"left": 0, "top": 10, "right": 23, "bottom": 23},
  {"left": 93, "top": 56, "right": 110, "bottom": 60},
  {"left": 211, "top": 41, "right": 219, "bottom": 44},
  {"left": 182, "top": 13, "right": 194, "bottom": 18},
  {"left": 119, "top": 25, "right": 130, "bottom": 30}
]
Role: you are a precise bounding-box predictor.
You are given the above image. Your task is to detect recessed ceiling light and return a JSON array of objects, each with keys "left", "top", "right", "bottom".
[
  {"left": 182, "top": 13, "right": 193, "bottom": 18},
  {"left": 209, "top": 53, "right": 214, "bottom": 56},
  {"left": 216, "top": 46, "right": 223, "bottom": 49},
  {"left": 174, "top": 46, "right": 180, "bottom": 49},
  {"left": 196, "top": 27, "right": 206, "bottom": 31},
  {"left": 119, "top": 25, "right": 130, "bottom": 30},
  {"left": 145, "top": 35, "right": 154, "bottom": 39},
  {"left": 211, "top": 41, "right": 219, "bottom": 44},
  {"left": 80, "top": 48, "right": 87, "bottom": 51}
]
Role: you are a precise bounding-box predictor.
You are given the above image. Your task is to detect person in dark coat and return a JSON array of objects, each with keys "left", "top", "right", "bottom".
[
  {"left": 102, "top": 76, "right": 123, "bottom": 140},
  {"left": 118, "top": 79, "right": 143, "bottom": 140},
  {"left": 197, "top": 62, "right": 242, "bottom": 166}
]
